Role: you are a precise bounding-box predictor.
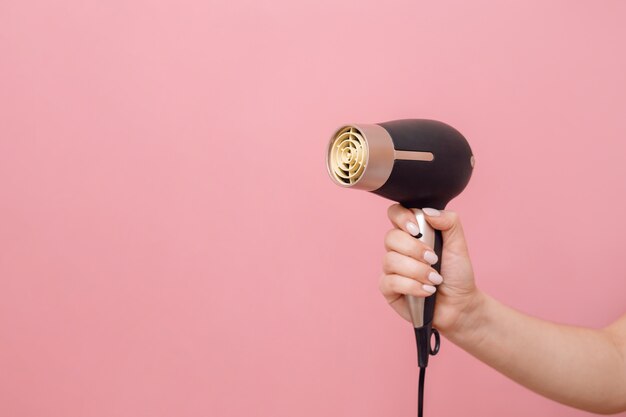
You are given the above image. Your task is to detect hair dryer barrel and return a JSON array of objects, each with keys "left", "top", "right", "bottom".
[{"left": 326, "top": 119, "right": 474, "bottom": 209}]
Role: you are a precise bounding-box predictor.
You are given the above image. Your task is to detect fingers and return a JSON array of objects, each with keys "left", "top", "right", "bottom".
[
  {"left": 382, "top": 251, "right": 443, "bottom": 286},
  {"left": 387, "top": 203, "right": 422, "bottom": 237},
  {"left": 383, "top": 203, "right": 470, "bottom": 306},
  {"left": 387, "top": 204, "right": 465, "bottom": 242},
  {"left": 384, "top": 228, "right": 438, "bottom": 265},
  {"left": 421, "top": 207, "right": 470, "bottom": 256},
  {"left": 379, "top": 273, "right": 438, "bottom": 301},
  {"left": 420, "top": 207, "right": 456, "bottom": 231}
]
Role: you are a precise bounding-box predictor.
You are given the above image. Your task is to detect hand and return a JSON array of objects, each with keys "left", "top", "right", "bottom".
[
  {"left": 378, "top": 204, "right": 480, "bottom": 334},
  {"left": 379, "top": 205, "right": 626, "bottom": 414}
]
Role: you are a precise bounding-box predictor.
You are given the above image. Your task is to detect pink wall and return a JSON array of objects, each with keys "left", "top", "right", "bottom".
[{"left": 1, "top": 1, "right": 625, "bottom": 416}]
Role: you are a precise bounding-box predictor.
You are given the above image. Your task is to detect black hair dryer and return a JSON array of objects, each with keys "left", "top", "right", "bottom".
[{"left": 325, "top": 119, "right": 474, "bottom": 415}]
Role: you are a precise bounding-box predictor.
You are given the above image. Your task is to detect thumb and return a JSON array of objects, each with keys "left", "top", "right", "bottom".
[{"left": 421, "top": 208, "right": 469, "bottom": 256}]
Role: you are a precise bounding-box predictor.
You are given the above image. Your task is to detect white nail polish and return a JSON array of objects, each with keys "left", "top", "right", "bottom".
[
  {"left": 422, "top": 284, "right": 437, "bottom": 294},
  {"left": 424, "top": 251, "right": 438, "bottom": 265},
  {"left": 428, "top": 271, "right": 443, "bottom": 285},
  {"left": 423, "top": 207, "right": 440, "bottom": 217},
  {"left": 406, "top": 221, "right": 419, "bottom": 236}
]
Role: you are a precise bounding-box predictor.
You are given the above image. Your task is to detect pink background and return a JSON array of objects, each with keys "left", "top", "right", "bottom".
[{"left": 1, "top": 1, "right": 625, "bottom": 416}]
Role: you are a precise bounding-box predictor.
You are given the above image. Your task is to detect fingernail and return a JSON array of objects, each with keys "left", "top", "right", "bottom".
[
  {"left": 423, "top": 251, "right": 438, "bottom": 265},
  {"left": 422, "top": 284, "right": 437, "bottom": 294},
  {"left": 406, "top": 221, "right": 419, "bottom": 237},
  {"left": 428, "top": 271, "right": 443, "bottom": 285},
  {"left": 422, "top": 207, "right": 440, "bottom": 217}
]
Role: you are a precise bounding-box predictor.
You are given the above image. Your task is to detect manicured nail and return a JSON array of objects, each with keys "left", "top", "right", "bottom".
[
  {"left": 423, "top": 251, "right": 438, "bottom": 265},
  {"left": 406, "top": 221, "right": 419, "bottom": 237},
  {"left": 428, "top": 271, "right": 443, "bottom": 285},
  {"left": 422, "top": 284, "right": 437, "bottom": 294},
  {"left": 422, "top": 207, "right": 440, "bottom": 217}
]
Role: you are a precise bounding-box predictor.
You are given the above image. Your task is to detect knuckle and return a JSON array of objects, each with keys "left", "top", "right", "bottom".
[
  {"left": 389, "top": 275, "right": 406, "bottom": 294},
  {"left": 377, "top": 274, "right": 387, "bottom": 293},
  {"left": 385, "top": 228, "right": 426, "bottom": 258},
  {"left": 383, "top": 228, "right": 398, "bottom": 250},
  {"left": 387, "top": 203, "right": 400, "bottom": 219},
  {"left": 391, "top": 229, "right": 411, "bottom": 250},
  {"left": 382, "top": 252, "right": 395, "bottom": 273}
]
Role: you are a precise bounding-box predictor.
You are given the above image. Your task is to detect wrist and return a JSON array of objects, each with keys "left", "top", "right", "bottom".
[{"left": 442, "top": 289, "right": 489, "bottom": 347}]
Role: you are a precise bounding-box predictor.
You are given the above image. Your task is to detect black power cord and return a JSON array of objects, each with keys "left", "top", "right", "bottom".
[
  {"left": 415, "top": 326, "right": 440, "bottom": 417},
  {"left": 418, "top": 366, "right": 426, "bottom": 417}
]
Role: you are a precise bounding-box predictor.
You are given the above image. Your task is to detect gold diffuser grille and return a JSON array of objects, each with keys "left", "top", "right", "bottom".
[{"left": 328, "top": 126, "right": 368, "bottom": 185}]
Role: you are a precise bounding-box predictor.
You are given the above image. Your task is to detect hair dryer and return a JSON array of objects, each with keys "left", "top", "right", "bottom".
[{"left": 325, "top": 118, "right": 474, "bottom": 416}]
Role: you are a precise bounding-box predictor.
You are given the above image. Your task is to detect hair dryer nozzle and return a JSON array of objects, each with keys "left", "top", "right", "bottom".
[{"left": 326, "top": 123, "right": 395, "bottom": 191}]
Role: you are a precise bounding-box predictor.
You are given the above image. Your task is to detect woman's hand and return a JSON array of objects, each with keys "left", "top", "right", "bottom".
[
  {"left": 378, "top": 204, "right": 481, "bottom": 334},
  {"left": 379, "top": 204, "right": 626, "bottom": 414}
]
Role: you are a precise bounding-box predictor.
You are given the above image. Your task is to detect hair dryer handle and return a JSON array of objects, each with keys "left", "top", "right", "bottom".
[{"left": 407, "top": 208, "right": 443, "bottom": 368}]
